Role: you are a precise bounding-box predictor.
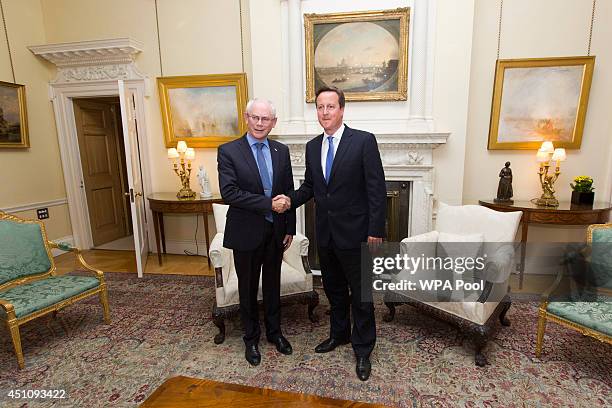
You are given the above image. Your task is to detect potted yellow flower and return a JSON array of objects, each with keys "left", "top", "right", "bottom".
[{"left": 570, "top": 176, "right": 594, "bottom": 205}]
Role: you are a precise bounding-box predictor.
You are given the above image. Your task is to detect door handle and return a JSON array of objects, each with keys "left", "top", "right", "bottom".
[{"left": 134, "top": 192, "right": 143, "bottom": 197}]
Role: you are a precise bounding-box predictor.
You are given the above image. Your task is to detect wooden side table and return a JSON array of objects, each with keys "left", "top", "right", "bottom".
[
  {"left": 478, "top": 200, "right": 612, "bottom": 288},
  {"left": 147, "top": 193, "right": 224, "bottom": 266}
]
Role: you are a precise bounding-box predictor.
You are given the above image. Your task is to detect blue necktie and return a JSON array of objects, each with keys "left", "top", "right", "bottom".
[
  {"left": 325, "top": 136, "right": 334, "bottom": 184},
  {"left": 256, "top": 143, "right": 273, "bottom": 222}
]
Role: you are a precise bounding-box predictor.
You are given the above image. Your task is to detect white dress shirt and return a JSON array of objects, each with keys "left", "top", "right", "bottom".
[{"left": 320, "top": 124, "right": 345, "bottom": 177}]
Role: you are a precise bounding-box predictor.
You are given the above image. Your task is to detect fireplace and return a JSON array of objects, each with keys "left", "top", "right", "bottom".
[
  {"left": 304, "top": 181, "right": 410, "bottom": 269},
  {"left": 273, "top": 132, "right": 448, "bottom": 272}
]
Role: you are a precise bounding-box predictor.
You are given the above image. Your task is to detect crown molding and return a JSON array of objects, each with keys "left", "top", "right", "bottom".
[{"left": 28, "top": 38, "right": 143, "bottom": 67}]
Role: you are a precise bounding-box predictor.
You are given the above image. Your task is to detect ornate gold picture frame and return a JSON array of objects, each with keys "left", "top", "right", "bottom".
[
  {"left": 487, "top": 56, "right": 595, "bottom": 150},
  {"left": 0, "top": 81, "right": 29, "bottom": 148},
  {"left": 158, "top": 73, "right": 248, "bottom": 148},
  {"left": 304, "top": 8, "right": 410, "bottom": 102}
]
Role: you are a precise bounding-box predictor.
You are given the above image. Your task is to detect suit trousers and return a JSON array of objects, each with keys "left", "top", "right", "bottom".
[
  {"left": 318, "top": 240, "right": 376, "bottom": 357},
  {"left": 233, "top": 222, "right": 283, "bottom": 346}
]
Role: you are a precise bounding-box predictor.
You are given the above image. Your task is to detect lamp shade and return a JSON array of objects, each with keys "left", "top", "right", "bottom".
[
  {"left": 540, "top": 141, "right": 554, "bottom": 153},
  {"left": 176, "top": 140, "right": 188, "bottom": 153},
  {"left": 551, "top": 148, "right": 566, "bottom": 162},
  {"left": 167, "top": 148, "right": 179, "bottom": 159},
  {"left": 185, "top": 148, "right": 195, "bottom": 161},
  {"left": 536, "top": 150, "right": 550, "bottom": 163}
]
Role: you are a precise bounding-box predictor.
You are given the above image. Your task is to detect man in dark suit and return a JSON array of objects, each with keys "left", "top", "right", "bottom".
[
  {"left": 284, "top": 86, "right": 386, "bottom": 381},
  {"left": 217, "top": 98, "right": 294, "bottom": 366}
]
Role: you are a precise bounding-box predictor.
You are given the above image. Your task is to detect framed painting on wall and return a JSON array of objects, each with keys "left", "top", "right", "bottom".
[
  {"left": 487, "top": 56, "right": 595, "bottom": 150},
  {"left": 157, "top": 73, "right": 248, "bottom": 148},
  {"left": 0, "top": 81, "right": 29, "bottom": 148},
  {"left": 304, "top": 8, "right": 410, "bottom": 102}
]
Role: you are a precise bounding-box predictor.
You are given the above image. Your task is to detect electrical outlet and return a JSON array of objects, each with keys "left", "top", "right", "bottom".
[{"left": 37, "top": 208, "right": 49, "bottom": 220}]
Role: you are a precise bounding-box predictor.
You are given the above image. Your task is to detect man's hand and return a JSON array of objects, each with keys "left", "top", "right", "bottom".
[
  {"left": 282, "top": 234, "right": 293, "bottom": 251},
  {"left": 272, "top": 194, "right": 291, "bottom": 213}
]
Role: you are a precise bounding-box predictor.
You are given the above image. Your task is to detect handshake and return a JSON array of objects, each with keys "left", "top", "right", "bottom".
[{"left": 272, "top": 194, "right": 291, "bottom": 213}]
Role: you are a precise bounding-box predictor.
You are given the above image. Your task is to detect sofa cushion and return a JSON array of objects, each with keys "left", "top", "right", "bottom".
[
  {"left": 0, "top": 220, "right": 52, "bottom": 285},
  {"left": 546, "top": 298, "right": 612, "bottom": 337},
  {"left": 0, "top": 275, "right": 100, "bottom": 318}
]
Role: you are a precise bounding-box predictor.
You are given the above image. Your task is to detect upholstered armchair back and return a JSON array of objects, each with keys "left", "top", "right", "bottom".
[{"left": 0, "top": 212, "right": 54, "bottom": 288}]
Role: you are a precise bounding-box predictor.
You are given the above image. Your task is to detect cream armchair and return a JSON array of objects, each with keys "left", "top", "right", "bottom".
[
  {"left": 383, "top": 203, "right": 522, "bottom": 366},
  {"left": 209, "top": 204, "right": 319, "bottom": 344}
]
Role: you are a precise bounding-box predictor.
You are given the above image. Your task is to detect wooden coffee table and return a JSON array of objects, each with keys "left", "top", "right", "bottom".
[{"left": 140, "top": 376, "right": 389, "bottom": 407}]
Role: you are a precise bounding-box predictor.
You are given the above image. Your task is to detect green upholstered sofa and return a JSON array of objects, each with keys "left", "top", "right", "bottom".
[
  {"left": 0, "top": 211, "right": 110, "bottom": 369},
  {"left": 536, "top": 223, "right": 611, "bottom": 357}
]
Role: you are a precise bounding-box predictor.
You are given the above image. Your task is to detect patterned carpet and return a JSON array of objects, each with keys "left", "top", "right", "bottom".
[{"left": 0, "top": 273, "right": 609, "bottom": 407}]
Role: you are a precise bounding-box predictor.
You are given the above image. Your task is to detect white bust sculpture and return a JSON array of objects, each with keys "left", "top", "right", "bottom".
[{"left": 197, "top": 165, "right": 213, "bottom": 198}]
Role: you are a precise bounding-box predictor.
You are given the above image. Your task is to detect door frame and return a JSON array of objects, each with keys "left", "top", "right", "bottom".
[{"left": 50, "top": 79, "right": 152, "bottom": 249}]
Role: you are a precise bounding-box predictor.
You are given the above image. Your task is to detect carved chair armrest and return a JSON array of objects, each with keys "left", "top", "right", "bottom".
[
  {"left": 48, "top": 241, "right": 105, "bottom": 282},
  {"left": 0, "top": 299, "right": 17, "bottom": 320},
  {"left": 208, "top": 233, "right": 232, "bottom": 288},
  {"left": 282, "top": 233, "right": 310, "bottom": 274}
]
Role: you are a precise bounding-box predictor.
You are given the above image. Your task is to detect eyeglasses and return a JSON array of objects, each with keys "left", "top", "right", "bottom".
[{"left": 247, "top": 114, "right": 274, "bottom": 124}]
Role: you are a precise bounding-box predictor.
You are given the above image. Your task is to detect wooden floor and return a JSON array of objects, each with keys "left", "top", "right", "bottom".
[
  {"left": 140, "top": 376, "right": 389, "bottom": 408},
  {"left": 54, "top": 249, "right": 213, "bottom": 276}
]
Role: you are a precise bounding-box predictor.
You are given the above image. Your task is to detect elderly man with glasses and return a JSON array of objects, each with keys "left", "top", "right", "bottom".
[{"left": 217, "top": 98, "right": 294, "bottom": 366}]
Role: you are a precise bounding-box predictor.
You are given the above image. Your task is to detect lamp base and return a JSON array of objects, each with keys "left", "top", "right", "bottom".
[
  {"left": 533, "top": 197, "right": 559, "bottom": 207},
  {"left": 176, "top": 188, "right": 196, "bottom": 199}
]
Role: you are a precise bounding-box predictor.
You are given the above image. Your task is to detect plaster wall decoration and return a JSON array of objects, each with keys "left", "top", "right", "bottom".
[{"left": 28, "top": 38, "right": 145, "bottom": 84}]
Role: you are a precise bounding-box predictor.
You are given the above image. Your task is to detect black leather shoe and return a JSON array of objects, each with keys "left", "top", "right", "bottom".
[
  {"left": 314, "top": 337, "right": 350, "bottom": 353},
  {"left": 268, "top": 336, "right": 293, "bottom": 355},
  {"left": 245, "top": 344, "right": 261, "bottom": 366},
  {"left": 356, "top": 356, "right": 371, "bottom": 381}
]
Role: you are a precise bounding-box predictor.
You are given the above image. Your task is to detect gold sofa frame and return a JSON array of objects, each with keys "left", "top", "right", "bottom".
[
  {"left": 535, "top": 223, "right": 612, "bottom": 357},
  {"left": 0, "top": 211, "right": 110, "bottom": 369}
]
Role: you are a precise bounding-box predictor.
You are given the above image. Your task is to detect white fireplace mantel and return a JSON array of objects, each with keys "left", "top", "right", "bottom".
[{"left": 274, "top": 132, "right": 449, "bottom": 238}]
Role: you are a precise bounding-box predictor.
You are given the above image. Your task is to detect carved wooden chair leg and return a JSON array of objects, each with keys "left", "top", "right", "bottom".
[
  {"left": 7, "top": 321, "right": 24, "bottom": 369},
  {"left": 535, "top": 310, "right": 547, "bottom": 358},
  {"left": 499, "top": 301, "right": 511, "bottom": 326},
  {"left": 383, "top": 300, "right": 396, "bottom": 322},
  {"left": 212, "top": 311, "right": 226, "bottom": 344},
  {"left": 308, "top": 291, "right": 319, "bottom": 323},
  {"left": 99, "top": 287, "right": 111, "bottom": 324},
  {"left": 473, "top": 332, "right": 489, "bottom": 367}
]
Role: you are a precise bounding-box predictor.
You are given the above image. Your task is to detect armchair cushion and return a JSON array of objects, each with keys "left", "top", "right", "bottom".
[
  {"left": 546, "top": 298, "right": 612, "bottom": 337},
  {"left": 0, "top": 275, "right": 100, "bottom": 318},
  {"left": 0, "top": 220, "right": 51, "bottom": 285}
]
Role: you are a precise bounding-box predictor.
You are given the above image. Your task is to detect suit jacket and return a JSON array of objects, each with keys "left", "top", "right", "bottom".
[
  {"left": 291, "top": 125, "right": 386, "bottom": 249},
  {"left": 218, "top": 135, "right": 296, "bottom": 252}
]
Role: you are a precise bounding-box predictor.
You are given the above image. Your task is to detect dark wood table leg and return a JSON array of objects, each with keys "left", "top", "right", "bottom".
[
  {"left": 519, "top": 220, "right": 529, "bottom": 290},
  {"left": 159, "top": 212, "right": 167, "bottom": 254},
  {"left": 152, "top": 210, "right": 162, "bottom": 266},
  {"left": 203, "top": 212, "right": 211, "bottom": 267}
]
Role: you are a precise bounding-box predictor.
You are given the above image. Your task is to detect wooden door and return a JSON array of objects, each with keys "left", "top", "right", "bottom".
[{"left": 74, "top": 99, "right": 127, "bottom": 246}]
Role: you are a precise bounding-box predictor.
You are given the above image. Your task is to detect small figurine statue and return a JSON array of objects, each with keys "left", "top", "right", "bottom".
[
  {"left": 197, "top": 165, "right": 213, "bottom": 198},
  {"left": 495, "top": 161, "right": 514, "bottom": 203}
]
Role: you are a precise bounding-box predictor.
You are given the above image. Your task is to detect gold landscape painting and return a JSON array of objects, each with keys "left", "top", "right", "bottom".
[
  {"left": 158, "top": 73, "right": 248, "bottom": 148},
  {"left": 305, "top": 8, "right": 409, "bottom": 102},
  {"left": 488, "top": 56, "right": 594, "bottom": 150}
]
